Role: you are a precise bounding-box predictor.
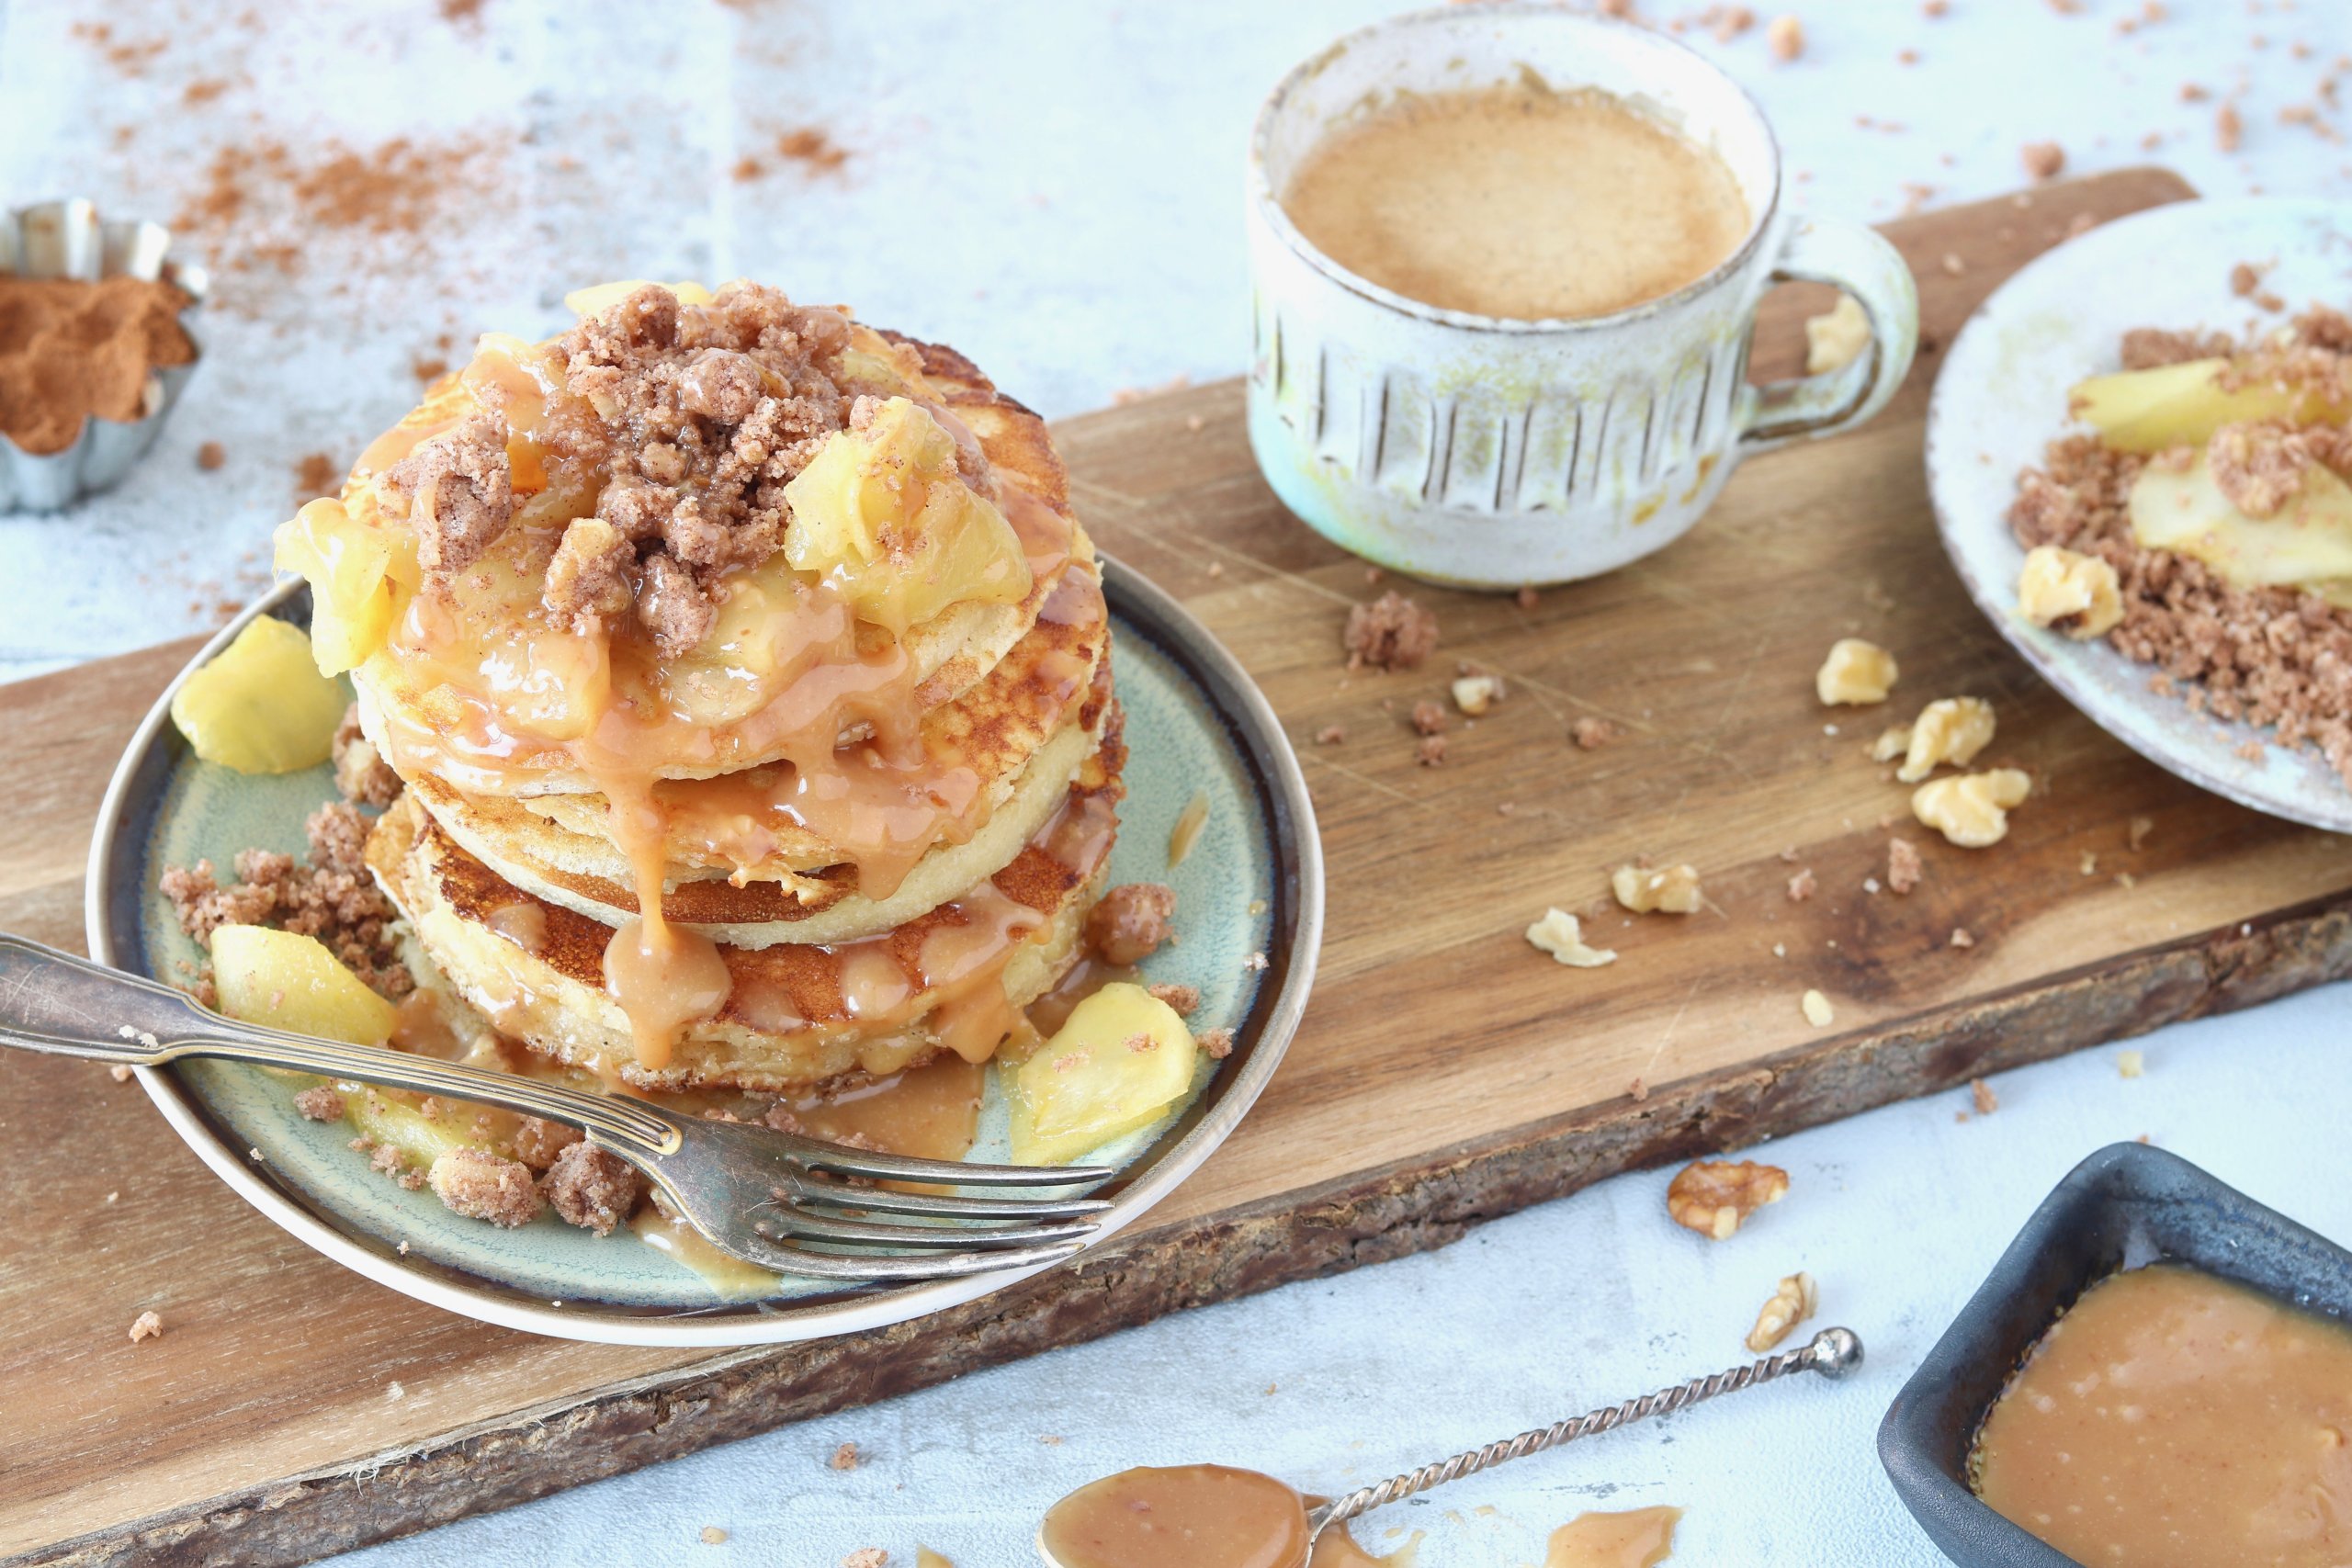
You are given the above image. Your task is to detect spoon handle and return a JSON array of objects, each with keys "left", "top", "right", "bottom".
[{"left": 1307, "top": 1326, "right": 1862, "bottom": 1532}]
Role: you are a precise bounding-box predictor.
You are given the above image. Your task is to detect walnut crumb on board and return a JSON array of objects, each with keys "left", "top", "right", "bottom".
[
  {"left": 2119, "top": 1049, "right": 2145, "bottom": 1078},
  {"left": 127, "top": 1310, "right": 164, "bottom": 1343},
  {"left": 1668, "top": 1159, "right": 1789, "bottom": 1240},
  {"left": 1887, "top": 839, "right": 1923, "bottom": 894},
  {"left": 1526, "top": 908, "right": 1617, "bottom": 968},
  {"left": 831, "top": 1441, "right": 861, "bottom": 1471},
  {"left": 1816, "top": 637, "right": 1897, "bottom": 705},
  {"left": 1452, "top": 672, "right": 1505, "bottom": 716},
  {"left": 1914, "top": 769, "right": 2031, "bottom": 847},
  {"left": 1613, "top": 863, "right": 1702, "bottom": 914}
]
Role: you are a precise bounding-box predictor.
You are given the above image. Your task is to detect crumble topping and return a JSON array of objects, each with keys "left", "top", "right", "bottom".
[
  {"left": 294, "top": 1085, "right": 347, "bottom": 1121},
  {"left": 428, "top": 1145, "right": 544, "bottom": 1227},
  {"left": 161, "top": 801, "right": 412, "bottom": 1000},
  {"left": 540, "top": 1142, "right": 644, "bottom": 1236},
  {"left": 1084, "top": 883, "right": 1176, "bottom": 965},
  {"left": 384, "top": 282, "right": 873, "bottom": 656},
  {"left": 1342, "top": 591, "right": 1439, "bottom": 671},
  {"left": 1145, "top": 982, "right": 1200, "bottom": 1016},
  {"left": 511, "top": 1114, "right": 583, "bottom": 1170},
  {"left": 127, "top": 1309, "right": 164, "bottom": 1343}
]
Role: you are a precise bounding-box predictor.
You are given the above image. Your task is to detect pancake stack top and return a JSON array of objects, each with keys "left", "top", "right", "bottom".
[{"left": 277, "top": 280, "right": 1123, "bottom": 1094}]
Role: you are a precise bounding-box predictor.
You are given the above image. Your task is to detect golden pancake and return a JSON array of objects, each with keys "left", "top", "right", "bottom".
[{"left": 365, "top": 723, "right": 1126, "bottom": 1093}]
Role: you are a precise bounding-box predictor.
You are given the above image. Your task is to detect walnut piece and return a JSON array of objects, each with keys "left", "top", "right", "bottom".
[
  {"left": 1804, "top": 295, "right": 1871, "bottom": 376},
  {"left": 2017, "top": 545, "right": 2123, "bottom": 639},
  {"left": 1815, "top": 638, "right": 1898, "bottom": 705},
  {"left": 1452, "top": 672, "right": 1506, "bottom": 716},
  {"left": 1745, "top": 1270, "right": 1819, "bottom": 1351},
  {"left": 1913, "top": 768, "right": 2032, "bottom": 848},
  {"left": 1667, "top": 1159, "right": 1790, "bottom": 1241},
  {"left": 1611, "top": 863, "right": 1702, "bottom": 914},
  {"left": 1525, "top": 907, "right": 1617, "bottom": 968},
  {"left": 1894, "top": 696, "right": 1996, "bottom": 783}
]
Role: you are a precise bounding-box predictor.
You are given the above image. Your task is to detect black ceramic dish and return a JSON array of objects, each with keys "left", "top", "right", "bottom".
[{"left": 1879, "top": 1141, "right": 2352, "bottom": 1566}]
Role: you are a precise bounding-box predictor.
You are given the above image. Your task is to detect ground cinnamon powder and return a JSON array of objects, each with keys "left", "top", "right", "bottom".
[{"left": 0, "top": 276, "right": 197, "bottom": 454}]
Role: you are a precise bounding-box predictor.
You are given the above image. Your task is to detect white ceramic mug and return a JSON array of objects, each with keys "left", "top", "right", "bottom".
[{"left": 1245, "top": 3, "right": 1918, "bottom": 589}]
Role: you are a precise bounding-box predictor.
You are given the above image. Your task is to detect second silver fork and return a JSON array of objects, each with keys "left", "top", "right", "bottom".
[{"left": 0, "top": 933, "right": 1112, "bottom": 1284}]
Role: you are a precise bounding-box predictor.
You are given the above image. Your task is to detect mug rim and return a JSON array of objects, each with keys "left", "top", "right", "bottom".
[{"left": 1248, "top": 0, "right": 1785, "bottom": 337}]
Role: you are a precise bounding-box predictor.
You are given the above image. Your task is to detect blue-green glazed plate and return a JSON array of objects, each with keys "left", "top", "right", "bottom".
[{"left": 86, "top": 557, "right": 1322, "bottom": 1346}]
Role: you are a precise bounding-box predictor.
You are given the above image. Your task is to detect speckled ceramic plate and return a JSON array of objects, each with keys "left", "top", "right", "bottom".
[
  {"left": 1927, "top": 196, "right": 2352, "bottom": 834},
  {"left": 85, "top": 558, "right": 1322, "bottom": 1346}
]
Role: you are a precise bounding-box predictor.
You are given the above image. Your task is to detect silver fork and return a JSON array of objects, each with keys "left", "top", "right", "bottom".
[{"left": 0, "top": 934, "right": 1112, "bottom": 1284}]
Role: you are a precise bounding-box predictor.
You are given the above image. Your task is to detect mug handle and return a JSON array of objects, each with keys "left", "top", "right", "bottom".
[{"left": 1736, "top": 218, "right": 1920, "bottom": 453}]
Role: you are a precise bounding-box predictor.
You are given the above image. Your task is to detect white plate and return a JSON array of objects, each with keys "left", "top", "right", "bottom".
[{"left": 1927, "top": 196, "right": 2352, "bottom": 834}]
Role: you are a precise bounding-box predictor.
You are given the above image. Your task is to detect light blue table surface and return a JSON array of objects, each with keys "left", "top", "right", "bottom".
[{"left": 4, "top": 1, "right": 2345, "bottom": 1562}]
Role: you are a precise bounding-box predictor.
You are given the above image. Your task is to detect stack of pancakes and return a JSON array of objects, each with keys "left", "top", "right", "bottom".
[{"left": 310, "top": 297, "right": 1122, "bottom": 1094}]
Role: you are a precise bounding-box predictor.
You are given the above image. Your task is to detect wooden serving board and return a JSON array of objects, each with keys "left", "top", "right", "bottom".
[{"left": 10, "top": 167, "right": 2349, "bottom": 1568}]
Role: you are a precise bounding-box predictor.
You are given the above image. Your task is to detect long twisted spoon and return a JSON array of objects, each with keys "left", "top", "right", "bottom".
[{"left": 1037, "top": 1327, "right": 1862, "bottom": 1566}]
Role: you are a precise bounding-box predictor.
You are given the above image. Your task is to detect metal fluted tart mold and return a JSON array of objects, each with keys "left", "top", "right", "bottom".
[{"left": 0, "top": 198, "right": 209, "bottom": 512}]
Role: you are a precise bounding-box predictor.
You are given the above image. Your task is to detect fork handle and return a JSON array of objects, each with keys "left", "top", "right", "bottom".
[{"left": 0, "top": 933, "right": 679, "bottom": 1152}]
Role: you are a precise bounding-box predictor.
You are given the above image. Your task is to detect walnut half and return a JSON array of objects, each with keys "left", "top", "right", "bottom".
[
  {"left": 1746, "top": 1270, "right": 1819, "bottom": 1352},
  {"left": 2017, "top": 545, "right": 2123, "bottom": 639},
  {"left": 1815, "top": 637, "right": 1898, "bottom": 705},
  {"left": 1894, "top": 696, "right": 1996, "bottom": 783},
  {"left": 1612, "top": 863, "right": 1703, "bottom": 914},
  {"left": 1913, "top": 768, "right": 2032, "bottom": 848},
  {"left": 1667, "top": 1159, "right": 1790, "bottom": 1241}
]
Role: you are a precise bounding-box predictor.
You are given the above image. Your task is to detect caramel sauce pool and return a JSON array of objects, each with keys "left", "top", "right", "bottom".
[
  {"left": 1974, "top": 1264, "right": 2352, "bottom": 1567},
  {"left": 1040, "top": 1465, "right": 1309, "bottom": 1568},
  {"left": 1545, "top": 1506, "right": 1681, "bottom": 1567},
  {"left": 1281, "top": 83, "right": 1747, "bottom": 322}
]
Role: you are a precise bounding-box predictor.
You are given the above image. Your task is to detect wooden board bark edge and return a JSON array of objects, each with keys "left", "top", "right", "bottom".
[{"left": 33, "top": 873, "right": 2350, "bottom": 1567}]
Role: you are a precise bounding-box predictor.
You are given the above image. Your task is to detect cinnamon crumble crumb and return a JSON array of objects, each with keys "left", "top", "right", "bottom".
[
  {"left": 1570, "top": 716, "right": 1622, "bottom": 750},
  {"left": 294, "top": 1085, "right": 346, "bottom": 1121},
  {"left": 540, "top": 1142, "right": 644, "bottom": 1235},
  {"left": 162, "top": 803, "right": 413, "bottom": 998},
  {"left": 2019, "top": 141, "right": 2066, "bottom": 180},
  {"left": 1410, "top": 698, "right": 1449, "bottom": 737},
  {"left": 428, "top": 1147, "right": 543, "bottom": 1227},
  {"left": 1146, "top": 983, "right": 1200, "bottom": 1016},
  {"left": 1972, "top": 1077, "right": 1999, "bottom": 1115},
  {"left": 1085, "top": 883, "right": 1176, "bottom": 965},
  {"left": 831, "top": 1440, "right": 861, "bottom": 1472},
  {"left": 1416, "top": 732, "right": 1448, "bottom": 766},
  {"left": 1198, "top": 1027, "right": 1235, "bottom": 1060},
  {"left": 1343, "top": 591, "right": 1439, "bottom": 671}
]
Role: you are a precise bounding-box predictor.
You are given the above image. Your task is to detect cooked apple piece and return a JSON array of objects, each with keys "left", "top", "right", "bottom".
[
  {"left": 209, "top": 925, "right": 398, "bottom": 1045},
  {"left": 273, "top": 498, "right": 411, "bottom": 675},
  {"left": 1007, "top": 982, "right": 1200, "bottom": 1166},
  {"left": 2131, "top": 449, "right": 2352, "bottom": 604},
  {"left": 783, "top": 397, "right": 1033, "bottom": 637},
  {"left": 2070, "top": 357, "right": 2316, "bottom": 453},
  {"left": 345, "top": 1084, "right": 501, "bottom": 1174},
  {"left": 654, "top": 553, "right": 806, "bottom": 728},
  {"left": 169, "top": 616, "right": 350, "bottom": 773}
]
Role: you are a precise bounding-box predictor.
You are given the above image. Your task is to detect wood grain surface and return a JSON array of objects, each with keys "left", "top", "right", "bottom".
[{"left": 13, "top": 167, "right": 2346, "bottom": 1568}]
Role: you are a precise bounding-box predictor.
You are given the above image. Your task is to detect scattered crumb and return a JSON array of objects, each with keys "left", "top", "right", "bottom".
[
  {"left": 196, "top": 440, "right": 225, "bottom": 471},
  {"left": 1314, "top": 724, "right": 1346, "bottom": 745},
  {"left": 843, "top": 1552, "right": 888, "bottom": 1568},
  {"left": 1951, "top": 927, "right": 1975, "bottom": 948},
  {"left": 1630, "top": 1077, "right": 1649, "bottom": 1102},
  {"left": 1516, "top": 585, "right": 1541, "bottom": 610},
  {"left": 701, "top": 1527, "right": 729, "bottom": 1545},
  {"left": 1147, "top": 983, "right": 1201, "bottom": 1016},
  {"left": 1801, "top": 988, "right": 1835, "bottom": 1027},
  {"left": 294, "top": 1085, "right": 346, "bottom": 1121},
  {"left": 1342, "top": 591, "right": 1439, "bottom": 671},
  {"left": 109, "top": 1064, "right": 133, "bottom": 1082},
  {"left": 2019, "top": 141, "right": 2066, "bottom": 180},
  {"left": 1786, "top": 867, "right": 1817, "bottom": 902},
  {"left": 1941, "top": 253, "right": 1966, "bottom": 276},
  {"left": 1887, "top": 838, "right": 1923, "bottom": 894},
  {"left": 1416, "top": 733, "right": 1448, "bottom": 766},
  {"left": 1198, "top": 1027, "right": 1235, "bottom": 1059},
  {"left": 1040, "top": 1435, "right": 1064, "bottom": 1446},
  {"left": 127, "top": 1310, "right": 164, "bottom": 1343},
  {"left": 2217, "top": 102, "right": 2243, "bottom": 152},
  {"left": 1767, "top": 14, "right": 1804, "bottom": 61},
  {"left": 2118, "top": 1049, "right": 2145, "bottom": 1078},
  {"left": 831, "top": 1440, "right": 860, "bottom": 1472},
  {"left": 387, "top": 1380, "right": 405, "bottom": 1400},
  {"left": 2129, "top": 815, "right": 2154, "bottom": 852},
  {"left": 1526, "top": 907, "right": 1618, "bottom": 968},
  {"left": 2079, "top": 850, "right": 2099, "bottom": 876},
  {"left": 1972, "top": 1077, "right": 1998, "bottom": 1115},
  {"left": 1087, "top": 883, "right": 1177, "bottom": 965},
  {"left": 427, "top": 1147, "right": 543, "bottom": 1227},
  {"left": 1243, "top": 951, "right": 1269, "bottom": 972},
  {"left": 1452, "top": 672, "right": 1506, "bottom": 716},
  {"left": 1410, "top": 698, "right": 1449, "bottom": 736},
  {"left": 1570, "top": 716, "right": 1622, "bottom": 750}
]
